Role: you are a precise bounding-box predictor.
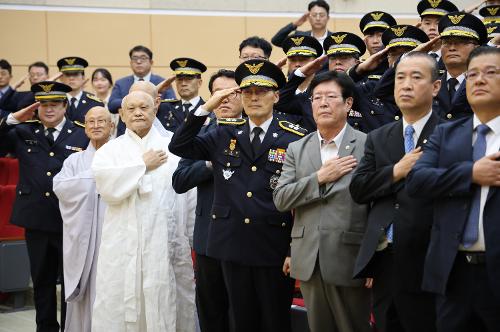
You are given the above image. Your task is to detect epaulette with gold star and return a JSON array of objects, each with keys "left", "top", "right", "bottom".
[
  {"left": 279, "top": 121, "right": 307, "bottom": 136},
  {"left": 160, "top": 99, "right": 179, "bottom": 103},
  {"left": 217, "top": 118, "right": 246, "bottom": 126},
  {"left": 73, "top": 120, "right": 85, "bottom": 128},
  {"left": 86, "top": 93, "right": 102, "bottom": 103}
]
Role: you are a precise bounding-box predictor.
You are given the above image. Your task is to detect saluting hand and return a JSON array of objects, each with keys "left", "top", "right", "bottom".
[
  {"left": 143, "top": 149, "right": 168, "bottom": 171},
  {"left": 275, "top": 56, "right": 288, "bottom": 69},
  {"left": 49, "top": 72, "right": 63, "bottom": 81},
  {"left": 472, "top": 152, "right": 500, "bottom": 187},
  {"left": 317, "top": 155, "right": 357, "bottom": 185},
  {"left": 203, "top": 87, "right": 240, "bottom": 113},
  {"left": 299, "top": 54, "right": 328, "bottom": 76},
  {"left": 156, "top": 75, "right": 176, "bottom": 94},
  {"left": 356, "top": 48, "right": 389, "bottom": 75},
  {"left": 12, "top": 102, "right": 40, "bottom": 123},
  {"left": 413, "top": 36, "right": 441, "bottom": 53},
  {"left": 293, "top": 12, "right": 309, "bottom": 28},
  {"left": 13, "top": 74, "right": 29, "bottom": 90},
  {"left": 392, "top": 147, "right": 423, "bottom": 183}
]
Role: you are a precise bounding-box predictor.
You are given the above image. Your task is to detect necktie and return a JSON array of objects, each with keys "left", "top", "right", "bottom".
[
  {"left": 251, "top": 127, "right": 263, "bottom": 158},
  {"left": 68, "top": 97, "right": 77, "bottom": 119},
  {"left": 429, "top": 52, "right": 439, "bottom": 59},
  {"left": 462, "top": 124, "right": 491, "bottom": 248},
  {"left": 46, "top": 127, "right": 56, "bottom": 145},
  {"left": 387, "top": 125, "right": 416, "bottom": 243},
  {"left": 183, "top": 103, "right": 192, "bottom": 117},
  {"left": 448, "top": 77, "right": 459, "bottom": 102},
  {"left": 138, "top": 78, "right": 144, "bottom": 81}
]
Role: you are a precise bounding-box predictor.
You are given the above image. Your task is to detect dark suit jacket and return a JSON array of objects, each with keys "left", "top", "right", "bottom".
[
  {"left": 172, "top": 120, "right": 216, "bottom": 255},
  {"left": 0, "top": 117, "right": 89, "bottom": 232},
  {"left": 66, "top": 91, "right": 104, "bottom": 123},
  {"left": 350, "top": 113, "right": 440, "bottom": 292},
  {"left": 271, "top": 22, "right": 332, "bottom": 47},
  {"left": 434, "top": 73, "right": 471, "bottom": 121},
  {"left": 0, "top": 88, "right": 35, "bottom": 114},
  {"left": 407, "top": 117, "right": 500, "bottom": 300},
  {"left": 157, "top": 98, "right": 205, "bottom": 134}
]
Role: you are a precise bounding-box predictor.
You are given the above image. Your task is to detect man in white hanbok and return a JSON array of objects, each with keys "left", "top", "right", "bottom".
[
  {"left": 53, "top": 106, "right": 114, "bottom": 332},
  {"left": 91, "top": 91, "right": 196, "bottom": 332}
]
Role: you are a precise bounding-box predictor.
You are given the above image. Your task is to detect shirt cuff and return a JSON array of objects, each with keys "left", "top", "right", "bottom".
[
  {"left": 194, "top": 107, "right": 210, "bottom": 116},
  {"left": 6, "top": 113, "right": 21, "bottom": 125},
  {"left": 294, "top": 69, "right": 306, "bottom": 78}
]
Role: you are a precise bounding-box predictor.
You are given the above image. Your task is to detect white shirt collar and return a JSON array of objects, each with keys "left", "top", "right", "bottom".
[
  {"left": 67, "top": 90, "right": 83, "bottom": 102},
  {"left": 44, "top": 117, "right": 66, "bottom": 133},
  {"left": 402, "top": 110, "right": 433, "bottom": 142},
  {"left": 249, "top": 116, "right": 273, "bottom": 136},
  {"left": 182, "top": 96, "right": 201, "bottom": 108},
  {"left": 473, "top": 114, "right": 500, "bottom": 135},
  {"left": 317, "top": 123, "right": 347, "bottom": 148},
  {"left": 0, "top": 86, "right": 10, "bottom": 94},
  {"left": 134, "top": 71, "right": 152, "bottom": 82},
  {"left": 446, "top": 72, "right": 465, "bottom": 86},
  {"left": 429, "top": 49, "right": 441, "bottom": 58}
]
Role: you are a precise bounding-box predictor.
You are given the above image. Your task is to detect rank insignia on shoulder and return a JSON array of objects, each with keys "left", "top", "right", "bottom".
[
  {"left": 217, "top": 118, "right": 246, "bottom": 126},
  {"left": 367, "top": 75, "right": 381, "bottom": 80},
  {"left": 73, "top": 120, "right": 85, "bottom": 128},
  {"left": 161, "top": 99, "right": 179, "bottom": 103},
  {"left": 268, "top": 148, "right": 286, "bottom": 163},
  {"left": 86, "top": 93, "right": 102, "bottom": 103},
  {"left": 25, "top": 119, "right": 41, "bottom": 123},
  {"left": 278, "top": 121, "right": 307, "bottom": 136},
  {"left": 65, "top": 145, "right": 83, "bottom": 152}
]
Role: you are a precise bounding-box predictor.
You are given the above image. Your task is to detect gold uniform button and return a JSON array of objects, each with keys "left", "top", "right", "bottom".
[
  {"left": 49, "top": 152, "right": 55, "bottom": 156},
  {"left": 447, "top": 113, "right": 452, "bottom": 119},
  {"left": 247, "top": 192, "right": 253, "bottom": 198},
  {"left": 212, "top": 214, "right": 216, "bottom": 219},
  {"left": 46, "top": 172, "right": 52, "bottom": 176},
  {"left": 281, "top": 222, "right": 286, "bottom": 227},
  {"left": 45, "top": 192, "right": 50, "bottom": 197},
  {"left": 251, "top": 166, "right": 257, "bottom": 172},
  {"left": 394, "top": 116, "right": 400, "bottom": 121},
  {"left": 226, "top": 162, "right": 231, "bottom": 167},
  {"left": 244, "top": 218, "right": 250, "bottom": 224}
]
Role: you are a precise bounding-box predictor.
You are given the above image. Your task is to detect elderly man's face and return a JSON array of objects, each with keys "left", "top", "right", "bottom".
[
  {"left": 38, "top": 101, "right": 66, "bottom": 128},
  {"left": 84, "top": 107, "right": 114, "bottom": 143},
  {"left": 395, "top": 56, "right": 441, "bottom": 114},
  {"left": 328, "top": 55, "right": 358, "bottom": 72},
  {"left": 466, "top": 53, "right": 500, "bottom": 113},
  {"left": 211, "top": 76, "right": 243, "bottom": 119},
  {"left": 120, "top": 92, "right": 157, "bottom": 138},
  {"left": 311, "top": 80, "right": 351, "bottom": 128}
]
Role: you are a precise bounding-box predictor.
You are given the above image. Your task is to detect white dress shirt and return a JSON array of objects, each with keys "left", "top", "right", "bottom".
[
  {"left": 134, "top": 71, "right": 152, "bottom": 82},
  {"left": 446, "top": 72, "right": 465, "bottom": 92},
  {"left": 181, "top": 96, "right": 201, "bottom": 112},
  {"left": 317, "top": 124, "right": 346, "bottom": 164},
  {"left": 402, "top": 110, "right": 433, "bottom": 147},
  {"left": 67, "top": 90, "right": 83, "bottom": 108}
]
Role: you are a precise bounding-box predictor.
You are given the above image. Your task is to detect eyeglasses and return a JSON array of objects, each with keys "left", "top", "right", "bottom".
[
  {"left": 239, "top": 55, "right": 268, "bottom": 61},
  {"left": 310, "top": 94, "right": 343, "bottom": 103},
  {"left": 309, "top": 13, "right": 327, "bottom": 19},
  {"left": 465, "top": 67, "right": 500, "bottom": 81},
  {"left": 85, "top": 119, "right": 108, "bottom": 127},
  {"left": 130, "top": 56, "right": 150, "bottom": 63}
]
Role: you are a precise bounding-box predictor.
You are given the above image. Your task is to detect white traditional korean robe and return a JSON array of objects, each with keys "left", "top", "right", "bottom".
[
  {"left": 91, "top": 125, "right": 195, "bottom": 332},
  {"left": 53, "top": 143, "right": 104, "bottom": 332}
]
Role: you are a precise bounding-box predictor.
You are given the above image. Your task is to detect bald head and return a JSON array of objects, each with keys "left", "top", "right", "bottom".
[
  {"left": 85, "top": 106, "right": 111, "bottom": 122},
  {"left": 84, "top": 106, "right": 114, "bottom": 148},
  {"left": 129, "top": 81, "right": 158, "bottom": 99},
  {"left": 120, "top": 91, "right": 157, "bottom": 138}
]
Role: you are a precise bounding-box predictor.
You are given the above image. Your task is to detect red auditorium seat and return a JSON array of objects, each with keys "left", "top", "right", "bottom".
[
  {"left": 0, "top": 185, "right": 24, "bottom": 241},
  {"left": 0, "top": 158, "right": 19, "bottom": 185}
]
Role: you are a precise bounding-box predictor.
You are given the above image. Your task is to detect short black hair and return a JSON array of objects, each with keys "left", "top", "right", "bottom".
[
  {"left": 92, "top": 68, "right": 113, "bottom": 86},
  {"left": 28, "top": 61, "right": 49, "bottom": 74},
  {"left": 308, "top": 0, "right": 330, "bottom": 12},
  {"left": 398, "top": 51, "right": 440, "bottom": 81},
  {"left": 467, "top": 46, "right": 500, "bottom": 68},
  {"left": 208, "top": 69, "right": 236, "bottom": 94},
  {"left": 309, "top": 70, "right": 355, "bottom": 100},
  {"left": 239, "top": 36, "right": 273, "bottom": 58},
  {"left": 129, "top": 45, "right": 153, "bottom": 60},
  {"left": 0, "top": 59, "right": 12, "bottom": 75}
]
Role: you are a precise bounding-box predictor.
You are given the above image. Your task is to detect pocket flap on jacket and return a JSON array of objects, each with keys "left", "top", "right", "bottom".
[
  {"left": 211, "top": 205, "right": 231, "bottom": 219},
  {"left": 17, "top": 184, "right": 31, "bottom": 195},
  {"left": 341, "top": 231, "right": 364, "bottom": 245},
  {"left": 291, "top": 225, "right": 305, "bottom": 238}
]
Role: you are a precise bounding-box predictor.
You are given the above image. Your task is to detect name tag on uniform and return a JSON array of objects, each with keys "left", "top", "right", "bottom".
[
  {"left": 268, "top": 148, "right": 286, "bottom": 163},
  {"left": 25, "top": 139, "right": 38, "bottom": 146},
  {"left": 65, "top": 145, "right": 83, "bottom": 152}
]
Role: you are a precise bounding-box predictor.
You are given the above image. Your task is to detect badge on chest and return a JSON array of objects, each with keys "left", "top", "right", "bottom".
[
  {"left": 268, "top": 148, "right": 286, "bottom": 163},
  {"left": 224, "top": 138, "right": 240, "bottom": 157}
]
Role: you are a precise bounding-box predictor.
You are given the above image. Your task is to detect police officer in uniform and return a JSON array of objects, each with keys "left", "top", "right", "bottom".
[
  {"left": 0, "top": 81, "right": 88, "bottom": 332},
  {"left": 57, "top": 56, "right": 104, "bottom": 124},
  {"left": 169, "top": 60, "right": 307, "bottom": 332},
  {"left": 479, "top": 4, "right": 500, "bottom": 42},
  {"left": 157, "top": 57, "right": 206, "bottom": 133}
]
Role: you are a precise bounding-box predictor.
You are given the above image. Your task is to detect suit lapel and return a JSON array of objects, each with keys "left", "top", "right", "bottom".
[
  {"left": 34, "top": 123, "right": 50, "bottom": 150},
  {"left": 54, "top": 119, "right": 73, "bottom": 145},
  {"left": 388, "top": 121, "right": 405, "bottom": 162},
  {"left": 236, "top": 121, "right": 253, "bottom": 160},
  {"left": 305, "top": 133, "right": 322, "bottom": 172},
  {"left": 437, "top": 75, "right": 451, "bottom": 113},
  {"left": 416, "top": 112, "right": 440, "bottom": 148},
  {"left": 325, "top": 125, "right": 356, "bottom": 192}
]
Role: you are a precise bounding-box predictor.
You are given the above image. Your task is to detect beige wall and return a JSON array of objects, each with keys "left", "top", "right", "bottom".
[{"left": 0, "top": 9, "right": 418, "bottom": 99}]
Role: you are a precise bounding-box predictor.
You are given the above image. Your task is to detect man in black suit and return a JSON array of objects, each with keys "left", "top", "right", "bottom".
[
  {"left": 172, "top": 69, "right": 242, "bottom": 332},
  {"left": 271, "top": 0, "right": 332, "bottom": 49},
  {"left": 407, "top": 46, "right": 500, "bottom": 332},
  {"left": 350, "top": 52, "right": 442, "bottom": 332}
]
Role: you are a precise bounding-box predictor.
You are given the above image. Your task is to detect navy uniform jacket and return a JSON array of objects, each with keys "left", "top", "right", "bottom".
[
  {"left": 172, "top": 119, "right": 217, "bottom": 255},
  {"left": 0, "top": 117, "right": 89, "bottom": 232},
  {"left": 157, "top": 97, "right": 205, "bottom": 133},
  {"left": 407, "top": 117, "right": 500, "bottom": 299},
  {"left": 271, "top": 22, "right": 333, "bottom": 47},
  {"left": 434, "top": 73, "right": 471, "bottom": 121},
  {"left": 66, "top": 91, "right": 105, "bottom": 124},
  {"left": 0, "top": 88, "right": 35, "bottom": 114},
  {"left": 350, "top": 112, "right": 440, "bottom": 292},
  {"left": 169, "top": 113, "right": 306, "bottom": 266}
]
